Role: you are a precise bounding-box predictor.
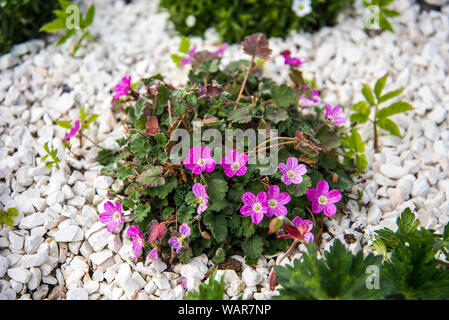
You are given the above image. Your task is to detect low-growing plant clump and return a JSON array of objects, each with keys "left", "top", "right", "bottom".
[
  {"left": 159, "top": 0, "right": 354, "bottom": 43},
  {"left": 91, "top": 32, "right": 386, "bottom": 268}
]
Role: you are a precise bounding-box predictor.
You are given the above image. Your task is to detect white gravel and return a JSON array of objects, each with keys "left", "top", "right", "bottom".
[{"left": 0, "top": 0, "right": 449, "bottom": 300}]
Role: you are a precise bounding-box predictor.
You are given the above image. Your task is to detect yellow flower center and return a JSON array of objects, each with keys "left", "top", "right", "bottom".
[
  {"left": 113, "top": 212, "right": 120, "bottom": 221},
  {"left": 198, "top": 159, "right": 205, "bottom": 166},
  {"left": 252, "top": 203, "right": 262, "bottom": 212},
  {"left": 318, "top": 195, "right": 328, "bottom": 205},
  {"left": 232, "top": 163, "right": 239, "bottom": 170},
  {"left": 268, "top": 199, "right": 277, "bottom": 208},
  {"left": 287, "top": 170, "right": 295, "bottom": 178}
]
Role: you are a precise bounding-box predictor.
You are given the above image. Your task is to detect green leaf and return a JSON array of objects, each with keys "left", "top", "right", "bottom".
[
  {"left": 81, "top": 4, "right": 95, "bottom": 28},
  {"left": 162, "top": 207, "right": 175, "bottom": 220},
  {"left": 382, "top": 9, "right": 400, "bottom": 17},
  {"left": 376, "top": 101, "right": 413, "bottom": 119},
  {"left": 203, "top": 214, "right": 228, "bottom": 243},
  {"left": 134, "top": 204, "right": 151, "bottom": 224},
  {"left": 203, "top": 172, "right": 228, "bottom": 212},
  {"left": 56, "top": 29, "right": 76, "bottom": 45},
  {"left": 243, "top": 236, "right": 264, "bottom": 260},
  {"left": 351, "top": 128, "right": 365, "bottom": 153},
  {"left": 355, "top": 154, "right": 368, "bottom": 172},
  {"left": 129, "top": 135, "right": 151, "bottom": 158},
  {"left": 179, "top": 36, "right": 190, "bottom": 54},
  {"left": 265, "top": 109, "right": 288, "bottom": 124},
  {"left": 174, "top": 101, "right": 187, "bottom": 115},
  {"left": 54, "top": 120, "right": 73, "bottom": 129},
  {"left": 378, "top": 88, "right": 404, "bottom": 104},
  {"left": 82, "top": 114, "right": 99, "bottom": 129},
  {"left": 171, "top": 54, "right": 182, "bottom": 67},
  {"left": 350, "top": 113, "right": 369, "bottom": 124},
  {"left": 136, "top": 166, "right": 165, "bottom": 187},
  {"left": 351, "top": 101, "right": 370, "bottom": 116},
  {"left": 374, "top": 74, "right": 388, "bottom": 101},
  {"left": 184, "top": 271, "right": 226, "bottom": 300},
  {"left": 286, "top": 175, "right": 311, "bottom": 197},
  {"left": 271, "top": 85, "right": 298, "bottom": 108},
  {"left": 274, "top": 240, "right": 390, "bottom": 300},
  {"left": 178, "top": 205, "right": 195, "bottom": 224},
  {"left": 43, "top": 141, "right": 50, "bottom": 153},
  {"left": 39, "top": 19, "right": 66, "bottom": 33},
  {"left": 135, "top": 100, "right": 146, "bottom": 119},
  {"left": 80, "top": 106, "right": 87, "bottom": 123},
  {"left": 379, "top": 13, "right": 394, "bottom": 32},
  {"left": 377, "top": 118, "right": 401, "bottom": 137},
  {"left": 58, "top": 0, "right": 73, "bottom": 9},
  {"left": 6, "top": 208, "right": 19, "bottom": 218},
  {"left": 361, "top": 84, "right": 375, "bottom": 106},
  {"left": 227, "top": 108, "right": 252, "bottom": 124}
]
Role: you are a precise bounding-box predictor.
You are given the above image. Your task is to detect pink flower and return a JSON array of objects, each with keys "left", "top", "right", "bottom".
[
  {"left": 192, "top": 183, "right": 208, "bottom": 215},
  {"left": 240, "top": 191, "right": 269, "bottom": 225},
  {"left": 299, "top": 87, "right": 319, "bottom": 106},
  {"left": 63, "top": 119, "right": 80, "bottom": 140},
  {"left": 299, "top": 96, "right": 313, "bottom": 107},
  {"left": 169, "top": 223, "right": 191, "bottom": 253},
  {"left": 278, "top": 217, "right": 314, "bottom": 244},
  {"left": 213, "top": 43, "right": 228, "bottom": 57},
  {"left": 99, "top": 201, "right": 123, "bottom": 232},
  {"left": 114, "top": 76, "right": 131, "bottom": 99},
  {"left": 279, "top": 157, "right": 307, "bottom": 185},
  {"left": 184, "top": 146, "right": 216, "bottom": 175},
  {"left": 145, "top": 247, "right": 158, "bottom": 266},
  {"left": 325, "top": 104, "right": 346, "bottom": 126},
  {"left": 180, "top": 278, "right": 188, "bottom": 290},
  {"left": 307, "top": 180, "right": 342, "bottom": 217},
  {"left": 220, "top": 150, "right": 248, "bottom": 178},
  {"left": 280, "top": 50, "right": 306, "bottom": 67},
  {"left": 266, "top": 185, "right": 291, "bottom": 217},
  {"left": 198, "top": 83, "right": 207, "bottom": 97},
  {"left": 181, "top": 47, "right": 197, "bottom": 66},
  {"left": 311, "top": 89, "right": 319, "bottom": 103},
  {"left": 127, "top": 225, "right": 144, "bottom": 259}
]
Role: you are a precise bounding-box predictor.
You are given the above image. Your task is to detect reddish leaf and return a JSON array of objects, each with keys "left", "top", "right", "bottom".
[
  {"left": 147, "top": 220, "right": 167, "bottom": 243},
  {"left": 146, "top": 116, "right": 160, "bottom": 136},
  {"left": 241, "top": 33, "right": 272, "bottom": 59},
  {"left": 205, "top": 80, "right": 224, "bottom": 98},
  {"left": 268, "top": 268, "right": 277, "bottom": 291},
  {"left": 283, "top": 221, "right": 301, "bottom": 240},
  {"left": 192, "top": 50, "right": 215, "bottom": 67}
]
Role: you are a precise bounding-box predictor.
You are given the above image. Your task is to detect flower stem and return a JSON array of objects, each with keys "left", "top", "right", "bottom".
[
  {"left": 79, "top": 131, "right": 101, "bottom": 149},
  {"left": 233, "top": 56, "right": 254, "bottom": 111},
  {"left": 374, "top": 105, "right": 379, "bottom": 153},
  {"left": 278, "top": 239, "right": 299, "bottom": 264}
]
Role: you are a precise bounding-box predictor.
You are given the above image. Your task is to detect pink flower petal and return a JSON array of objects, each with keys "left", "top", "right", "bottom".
[
  {"left": 311, "top": 202, "right": 324, "bottom": 214},
  {"left": 323, "top": 203, "right": 337, "bottom": 217},
  {"left": 240, "top": 205, "right": 253, "bottom": 216},
  {"left": 326, "top": 189, "right": 342, "bottom": 204},
  {"left": 267, "top": 185, "right": 279, "bottom": 199},
  {"left": 316, "top": 180, "right": 329, "bottom": 194},
  {"left": 242, "top": 192, "right": 257, "bottom": 206},
  {"left": 251, "top": 211, "right": 264, "bottom": 224}
]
